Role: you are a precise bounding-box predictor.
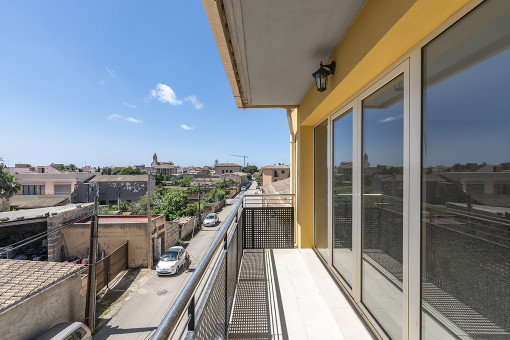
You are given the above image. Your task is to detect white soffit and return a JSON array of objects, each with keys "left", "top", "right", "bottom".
[{"left": 223, "top": 0, "right": 366, "bottom": 107}]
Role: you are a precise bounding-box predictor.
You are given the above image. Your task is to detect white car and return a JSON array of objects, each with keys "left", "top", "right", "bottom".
[
  {"left": 156, "top": 246, "right": 186, "bottom": 276},
  {"left": 35, "top": 322, "right": 91, "bottom": 340},
  {"left": 203, "top": 213, "right": 219, "bottom": 227}
]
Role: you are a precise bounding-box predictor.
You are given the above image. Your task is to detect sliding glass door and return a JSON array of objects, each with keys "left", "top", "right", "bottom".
[
  {"left": 332, "top": 109, "right": 354, "bottom": 286},
  {"left": 361, "top": 73, "right": 405, "bottom": 340},
  {"left": 421, "top": 1, "right": 510, "bottom": 338}
]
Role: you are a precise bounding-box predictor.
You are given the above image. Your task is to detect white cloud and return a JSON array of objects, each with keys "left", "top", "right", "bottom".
[
  {"left": 378, "top": 114, "right": 403, "bottom": 123},
  {"left": 123, "top": 102, "right": 137, "bottom": 109},
  {"left": 180, "top": 124, "right": 193, "bottom": 131},
  {"left": 105, "top": 66, "right": 116, "bottom": 77},
  {"left": 184, "top": 95, "right": 203, "bottom": 109},
  {"left": 151, "top": 83, "right": 183, "bottom": 105},
  {"left": 108, "top": 114, "right": 142, "bottom": 124}
]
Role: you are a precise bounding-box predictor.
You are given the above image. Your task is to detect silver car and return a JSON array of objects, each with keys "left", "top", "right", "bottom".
[
  {"left": 203, "top": 213, "right": 219, "bottom": 227},
  {"left": 156, "top": 246, "right": 186, "bottom": 276},
  {"left": 35, "top": 322, "right": 91, "bottom": 340}
]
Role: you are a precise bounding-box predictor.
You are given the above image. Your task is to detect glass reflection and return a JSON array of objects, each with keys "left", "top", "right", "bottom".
[
  {"left": 315, "top": 119, "right": 329, "bottom": 260},
  {"left": 332, "top": 110, "right": 353, "bottom": 286},
  {"left": 422, "top": 1, "right": 510, "bottom": 339},
  {"left": 362, "top": 73, "right": 404, "bottom": 340}
]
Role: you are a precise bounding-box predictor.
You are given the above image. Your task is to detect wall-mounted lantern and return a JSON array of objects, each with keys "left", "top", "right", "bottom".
[{"left": 312, "top": 61, "right": 336, "bottom": 92}]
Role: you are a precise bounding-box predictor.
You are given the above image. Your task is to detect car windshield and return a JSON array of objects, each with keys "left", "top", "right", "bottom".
[
  {"left": 205, "top": 215, "right": 215, "bottom": 219},
  {"left": 161, "top": 252, "right": 178, "bottom": 261}
]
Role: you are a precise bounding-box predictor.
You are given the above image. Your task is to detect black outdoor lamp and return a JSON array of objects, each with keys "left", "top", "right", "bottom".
[{"left": 312, "top": 61, "right": 336, "bottom": 92}]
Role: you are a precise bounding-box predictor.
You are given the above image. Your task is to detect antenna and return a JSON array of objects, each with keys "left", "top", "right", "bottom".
[{"left": 230, "top": 154, "right": 248, "bottom": 167}]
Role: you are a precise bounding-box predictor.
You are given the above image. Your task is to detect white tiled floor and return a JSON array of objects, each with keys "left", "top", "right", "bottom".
[{"left": 272, "top": 249, "right": 374, "bottom": 340}]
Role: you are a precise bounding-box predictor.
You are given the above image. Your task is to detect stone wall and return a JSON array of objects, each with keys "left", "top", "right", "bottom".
[
  {"left": 199, "top": 199, "right": 225, "bottom": 223},
  {"left": 165, "top": 216, "right": 198, "bottom": 251},
  {"left": 47, "top": 204, "right": 95, "bottom": 262}
]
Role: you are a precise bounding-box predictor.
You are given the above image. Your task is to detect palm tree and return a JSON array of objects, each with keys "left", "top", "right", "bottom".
[{"left": 0, "top": 164, "right": 21, "bottom": 211}]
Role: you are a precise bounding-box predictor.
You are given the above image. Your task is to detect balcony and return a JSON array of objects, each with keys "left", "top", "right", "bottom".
[{"left": 152, "top": 194, "right": 372, "bottom": 340}]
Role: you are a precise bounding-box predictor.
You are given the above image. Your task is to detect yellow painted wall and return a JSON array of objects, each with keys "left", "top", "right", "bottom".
[{"left": 295, "top": 0, "right": 474, "bottom": 248}]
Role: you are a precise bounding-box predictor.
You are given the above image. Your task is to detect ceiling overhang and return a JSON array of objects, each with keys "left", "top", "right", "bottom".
[{"left": 202, "top": 0, "right": 366, "bottom": 109}]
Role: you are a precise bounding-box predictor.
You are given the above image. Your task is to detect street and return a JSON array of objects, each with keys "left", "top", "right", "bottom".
[{"left": 93, "top": 181, "right": 257, "bottom": 339}]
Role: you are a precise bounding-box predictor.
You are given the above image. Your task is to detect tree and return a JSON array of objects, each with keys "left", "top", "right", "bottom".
[
  {"left": 242, "top": 165, "right": 258, "bottom": 175},
  {"left": 0, "top": 164, "right": 21, "bottom": 211},
  {"left": 254, "top": 173, "right": 262, "bottom": 186},
  {"left": 119, "top": 167, "right": 145, "bottom": 175},
  {"left": 214, "top": 159, "right": 219, "bottom": 166}
]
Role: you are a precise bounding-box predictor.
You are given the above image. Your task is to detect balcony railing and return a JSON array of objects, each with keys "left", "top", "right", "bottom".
[{"left": 152, "top": 194, "right": 294, "bottom": 340}]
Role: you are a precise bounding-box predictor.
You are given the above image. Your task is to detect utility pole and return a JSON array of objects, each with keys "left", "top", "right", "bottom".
[
  {"left": 230, "top": 154, "right": 248, "bottom": 167},
  {"left": 147, "top": 170, "right": 153, "bottom": 269},
  {"left": 85, "top": 196, "right": 99, "bottom": 331}
]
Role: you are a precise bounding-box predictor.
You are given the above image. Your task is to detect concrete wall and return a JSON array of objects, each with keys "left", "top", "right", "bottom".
[
  {"left": 47, "top": 205, "right": 95, "bottom": 262},
  {"left": 0, "top": 274, "right": 86, "bottom": 340},
  {"left": 63, "top": 223, "right": 146, "bottom": 268},
  {"left": 96, "top": 181, "right": 148, "bottom": 205}
]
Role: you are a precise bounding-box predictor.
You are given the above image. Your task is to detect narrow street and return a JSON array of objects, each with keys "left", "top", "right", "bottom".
[{"left": 93, "top": 182, "right": 257, "bottom": 340}]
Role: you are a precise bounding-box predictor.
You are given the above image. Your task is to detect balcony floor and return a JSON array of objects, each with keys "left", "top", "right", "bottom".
[{"left": 229, "top": 248, "right": 373, "bottom": 340}]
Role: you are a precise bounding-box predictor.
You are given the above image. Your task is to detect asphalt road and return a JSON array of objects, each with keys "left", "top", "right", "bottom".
[{"left": 93, "top": 182, "right": 258, "bottom": 340}]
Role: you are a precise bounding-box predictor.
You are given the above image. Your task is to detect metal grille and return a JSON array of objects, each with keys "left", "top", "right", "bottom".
[
  {"left": 195, "top": 257, "right": 227, "bottom": 340},
  {"left": 228, "top": 249, "right": 271, "bottom": 339},
  {"left": 243, "top": 208, "right": 294, "bottom": 249},
  {"left": 194, "top": 220, "right": 243, "bottom": 340}
]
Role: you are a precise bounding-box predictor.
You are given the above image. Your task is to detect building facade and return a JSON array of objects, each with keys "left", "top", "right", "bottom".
[
  {"left": 214, "top": 163, "right": 242, "bottom": 175},
  {"left": 261, "top": 165, "right": 290, "bottom": 187},
  {"left": 151, "top": 153, "right": 177, "bottom": 176},
  {"left": 13, "top": 173, "right": 95, "bottom": 197},
  {"left": 205, "top": 1, "right": 510, "bottom": 339}
]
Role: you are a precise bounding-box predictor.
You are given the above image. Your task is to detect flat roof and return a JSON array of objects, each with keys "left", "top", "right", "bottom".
[
  {"left": 76, "top": 215, "right": 162, "bottom": 224},
  {"left": 0, "top": 260, "right": 83, "bottom": 313},
  {"left": 0, "top": 203, "right": 93, "bottom": 224}
]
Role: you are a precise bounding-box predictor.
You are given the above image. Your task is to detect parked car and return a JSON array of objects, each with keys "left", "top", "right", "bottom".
[
  {"left": 203, "top": 213, "right": 219, "bottom": 227},
  {"left": 156, "top": 246, "right": 186, "bottom": 276},
  {"left": 35, "top": 322, "right": 91, "bottom": 340}
]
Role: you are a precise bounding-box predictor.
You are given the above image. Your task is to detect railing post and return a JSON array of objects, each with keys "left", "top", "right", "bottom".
[
  {"left": 224, "top": 233, "right": 228, "bottom": 338},
  {"left": 188, "top": 295, "right": 195, "bottom": 331}
]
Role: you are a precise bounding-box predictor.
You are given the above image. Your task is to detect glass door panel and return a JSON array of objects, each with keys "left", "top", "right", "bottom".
[
  {"left": 332, "top": 109, "right": 354, "bottom": 286},
  {"left": 422, "top": 1, "right": 510, "bottom": 338},
  {"left": 361, "top": 73, "right": 404, "bottom": 340}
]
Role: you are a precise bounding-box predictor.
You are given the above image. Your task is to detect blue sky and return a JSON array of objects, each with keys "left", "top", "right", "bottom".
[{"left": 0, "top": 1, "right": 289, "bottom": 168}]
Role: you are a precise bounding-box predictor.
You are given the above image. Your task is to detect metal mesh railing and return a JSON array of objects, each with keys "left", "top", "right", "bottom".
[
  {"left": 243, "top": 208, "right": 294, "bottom": 249},
  {"left": 152, "top": 194, "right": 294, "bottom": 340}
]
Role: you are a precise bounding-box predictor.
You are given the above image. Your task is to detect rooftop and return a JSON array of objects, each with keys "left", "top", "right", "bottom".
[
  {"left": 0, "top": 203, "right": 93, "bottom": 224},
  {"left": 8, "top": 195, "right": 69, "bottom": 209},
  {"left": 76, "top": 215, "right": 162, "bottom": 224},
  {"left": 263, "top": 178, "right": 291, "bottom": 194},
  {"left": 215, "top": 163, "right": 242, "bottom": 167},
  {"left": 0, "top": 260, "right": 82, "bottom": 313},
  {"left": 261, "top": 164, "right": 290, "bottom": 169},
  {"left": 88, "top": 175, "right": 148, "bottom": 183}
]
